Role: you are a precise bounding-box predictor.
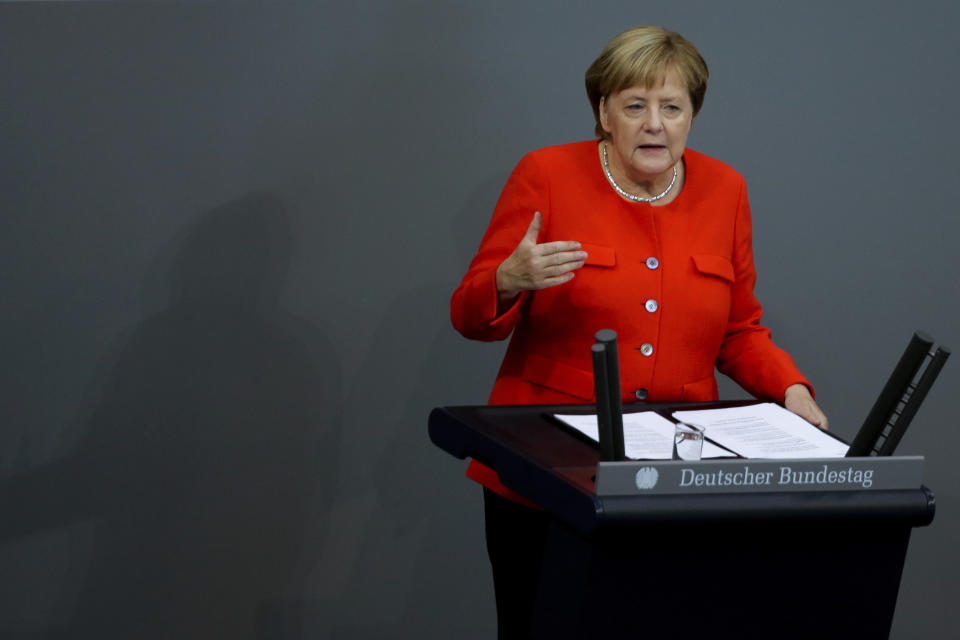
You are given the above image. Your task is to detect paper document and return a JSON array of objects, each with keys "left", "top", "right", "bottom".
[
  {"left": 672, "top": 403, "right": 848, "bottom": 459},
  {"left": 554, "top": 412, "right": 737, "bottom": 460}
]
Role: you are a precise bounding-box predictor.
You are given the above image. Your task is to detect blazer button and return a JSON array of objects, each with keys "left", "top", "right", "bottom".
[
  {"left": 645, "top": 299, "right": 658, "bottom": 312},
  {"left": 639, "top": 343, "right": 654, "bottom": 356},
  {"left": 635, "top": 388, "right": 649, "bottom": 400},
  {"left": 646, "top": 257, "right": 660, "bottom": 270}
]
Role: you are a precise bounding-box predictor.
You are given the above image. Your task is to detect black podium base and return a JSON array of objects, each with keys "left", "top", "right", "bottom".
[{"left": 531, "top": 517, "right": 910, "bottom": 639}]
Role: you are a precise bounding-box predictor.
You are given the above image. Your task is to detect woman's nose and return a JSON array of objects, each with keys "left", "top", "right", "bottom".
[{"left": 643, "top": 110, "right": 663, "bottom": 132}]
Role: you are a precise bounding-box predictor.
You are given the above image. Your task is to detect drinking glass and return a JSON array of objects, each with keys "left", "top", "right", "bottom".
[{"left": 672, "top": 422, "right": 704, "bottom": 461}]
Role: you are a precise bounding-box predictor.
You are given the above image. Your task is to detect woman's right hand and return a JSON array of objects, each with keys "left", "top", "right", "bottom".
[{"left": 495, "top": 211, "right": 587, "bottom": 301}]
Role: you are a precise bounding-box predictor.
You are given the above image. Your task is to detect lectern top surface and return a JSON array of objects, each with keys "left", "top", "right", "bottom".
[{"left": 429, "top": 403, "right": 935, "bottom": 532}]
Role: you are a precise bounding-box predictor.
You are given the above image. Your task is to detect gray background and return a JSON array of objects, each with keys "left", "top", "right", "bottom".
[{"left": 1, "top": 0, "right": 957, "bottom": 637}]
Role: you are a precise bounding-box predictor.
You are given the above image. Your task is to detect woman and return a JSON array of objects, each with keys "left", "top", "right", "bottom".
[{"left": 451, "top": 25, "right": 827, "bottom": 637}]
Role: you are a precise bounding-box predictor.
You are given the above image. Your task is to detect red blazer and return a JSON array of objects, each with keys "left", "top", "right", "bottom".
[{"left": 451, "top": 141, "right": 811, "bottom": 501}]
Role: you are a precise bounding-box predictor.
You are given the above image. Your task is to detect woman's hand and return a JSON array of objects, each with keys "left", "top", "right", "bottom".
[
  {"left": 496, "top": 212, "right": 587, "bottom": 301},
  {"left": 784, "top": 383, "right": 829, "bottom": 430}
]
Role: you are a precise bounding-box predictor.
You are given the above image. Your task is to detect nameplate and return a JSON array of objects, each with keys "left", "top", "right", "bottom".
[{"left": 595, "top": 456, "right": 924, "bottom": 496}]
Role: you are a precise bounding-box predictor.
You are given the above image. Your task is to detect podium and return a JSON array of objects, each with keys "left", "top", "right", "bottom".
[{"left": 429, "top": 402, "right": 935, "bottom": 639}]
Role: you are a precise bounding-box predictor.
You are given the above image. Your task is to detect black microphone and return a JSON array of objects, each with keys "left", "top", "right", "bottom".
[{"left": 594, "top": 329, "right": 625, "bottom": 461}]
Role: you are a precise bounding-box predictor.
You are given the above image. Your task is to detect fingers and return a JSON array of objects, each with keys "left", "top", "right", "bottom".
[
  {"left": 538, "top": 239, "right": 582, "bottom": 254},
  {"left": 792, "top": 405, "right": 825, "bottom": 430},
  {"left": 809, "top": 407, "right": 828, "bottom": 430},
  {"left": 522, "top": 221, "right": 587, "bottom": 279},
  {"left": 544, "top": 248, "right": 587, "bottom": 266},
  {"left": 522, "top": 211, "right": 543, "bottom": 244},
  {"left": 810, "top": 405, "right": 829, "bottom": 430},
  {"left": 785, "top": 391, "right": 829, "bottom": 430},
  {"left": 538, "top": 271, "right": 577, "bottom": 289},
  {"left": 522, "top": 215, "right": 582, "bottom": 255},
  {"left": 534, "top": 242, "right": 585, "bottom": 270},
  {"left": 497, "top": 211, "right": 587, "bottom": 295},
  {"left": 802, "top": 408, "right": 826, "bottom": 429}
]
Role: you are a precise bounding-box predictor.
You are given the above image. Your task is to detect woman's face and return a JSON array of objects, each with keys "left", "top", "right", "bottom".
[{"left": 600, "top": 68, "right": 693, "bottom": 186}]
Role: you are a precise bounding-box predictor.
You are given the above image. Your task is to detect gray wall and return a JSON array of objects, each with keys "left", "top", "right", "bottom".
[{"left": 1, "top": 1, "right": 957, "bottom": 637}]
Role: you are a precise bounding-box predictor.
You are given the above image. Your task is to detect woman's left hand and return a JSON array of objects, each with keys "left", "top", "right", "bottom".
[{"left": 784, "top": 384, "right": 829, "bottom": 430}]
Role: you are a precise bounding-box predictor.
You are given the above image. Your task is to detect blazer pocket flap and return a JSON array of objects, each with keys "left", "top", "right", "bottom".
[
  {"left": 522, "top": 354, "right": 595, "bottom": 400},
  {"left": 692, "top": 254, "right": 734, "bottom": 281},
  {"left": 580, "top": 243, "right": 616, "bottom": 267}
]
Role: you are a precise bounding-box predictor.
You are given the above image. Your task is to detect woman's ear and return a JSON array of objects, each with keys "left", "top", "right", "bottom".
[{"left": 598, "top": 96, "right": 609, "bottom": 133}]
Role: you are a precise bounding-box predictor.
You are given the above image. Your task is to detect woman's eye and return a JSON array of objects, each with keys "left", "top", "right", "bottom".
[
  {"left": 664, "top": 104, "right": 680, "bottom": 113},
  {"left": 626, "top": 104, "right": 644, "bottom": 112}
]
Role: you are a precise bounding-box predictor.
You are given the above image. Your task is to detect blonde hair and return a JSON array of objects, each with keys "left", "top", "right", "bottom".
[{"left": 585, "top": 26, "right": 709, "bottom": 138}]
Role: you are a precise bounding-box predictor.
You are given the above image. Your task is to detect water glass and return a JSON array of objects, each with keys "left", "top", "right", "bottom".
[{"left": 672, "top": 422, "right": 704, "bottom": 461}]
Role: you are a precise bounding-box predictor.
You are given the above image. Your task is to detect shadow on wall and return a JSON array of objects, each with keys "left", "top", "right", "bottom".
[
  {"left": 274, "top": 174, "right": 511, "bottom": 639},
  {"left": 0, "top": 192, "right": 342, "bottom": 639}
]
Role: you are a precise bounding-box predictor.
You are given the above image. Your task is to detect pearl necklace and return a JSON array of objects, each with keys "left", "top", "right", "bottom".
[{"left": 601, "top": 142, "right": 678, "bottom": 203}]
